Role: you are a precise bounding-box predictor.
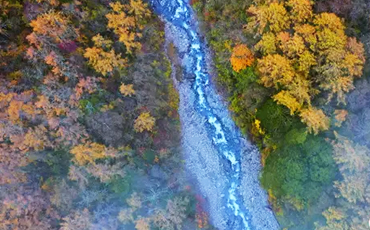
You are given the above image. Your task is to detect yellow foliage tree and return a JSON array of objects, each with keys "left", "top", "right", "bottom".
[
  {"left": 120, "top": 83, "right": 135, "bottom": 97},
  {"left": 70, "top": 142, "right": 118, "bottom": 165},
  {"left": 295, "top": 23, "right": 317, "bottom": 47},
  {"left": 106, "top": 1, "right": 150, "bottom": 54},
  {"left": 332, "top": 133, "right": 370, "bottom": 178},
  {"left": 257, "top": 54, "right": 295, "bottom": 89},
  {"left": 84, "top": 35, "right": 127, "bottom": 76},
  {"left": 118, "top": 209, "right": 134, "bottom": 224},
  {"left": 255, "top": 32, "right": 277, "bottom": 55},
  {"left": 230, "top": 44, "right": 255, "bottom": 72},
  {"left": 286, "top": 75, "right": 313, "bottom": 106},
  {"left": 273, "top": 90, "right": 301, "bottom": 115},
  {"left": 92, "top": 34, "right": 113, "bottom": 48},
  {"left": 245, "top": 2, "right": 289, "bottom": 35},
  {"left": 22, "top": 125, "right": 53, "bottom": 152},
  {"left": 134, "top": 112, "right": 155, "bottom": 133},
  {"left": 299, "top": 107, "right": 330, "bottom": 135},
  {"left": 284, "top": 34, "right": 306, "bottom": 57},
  {"left": 286, "top": 0, "right": 313, "bottom": 24},
  {"left": 244, "top": 0, "right": 365, "bottom": 133}
]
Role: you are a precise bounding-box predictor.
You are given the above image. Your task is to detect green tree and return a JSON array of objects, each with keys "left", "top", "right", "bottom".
[{"left": 262, "top": 135, "right": 335, "bottom": 207}]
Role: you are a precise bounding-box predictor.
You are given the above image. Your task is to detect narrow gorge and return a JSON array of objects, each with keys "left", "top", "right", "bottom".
[{"left": 150, "top": 0, "right": 280, "bottom": 229}]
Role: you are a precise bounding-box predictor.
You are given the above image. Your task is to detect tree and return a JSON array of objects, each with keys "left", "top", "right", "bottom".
[
  {"left": 257, "top": 54, "right": 295, "bottom": 89},
  {"left": 127, "top": 192, "right": 142, "bottom": 211},
  {"left": 255, "top": 32, "right": 277, "bottom": 55},
  {"left": 106, "top": 1, "right": 150, "bottom": 54},
  {"left": 262, "top": 135, "right": 335, "bottom": 208},
  {"left": 75, "top": 77, "right": 98, "bottom": 100},
  {"left": 245, "top": 0, "right": 365, "bottom": 133},
  {"left": 22, "top": 125, "right": 53, "bottom": 152},
  {"left": 85, "top": 111, "right": 125, "bottom": 146},
  {"left": 316, "top": 134, "right": 370, "bottom": 229},
  {"left": 230, "top": 44, "right": 254, "bottom": 72},
  {"left": 135, "top": 218, "right": 150, "bottom": 230},
  {"left": 134, "top": 112, "right": 155, "bottom": 133},
  {"left": 84, "top": 35, "right": 127, "bottom": 76},
  {"left": 286, "top": 0, "right": 313, "bottom": 24},
  {"left": 299, "top": 107, "right": 330, "bottom": 135},
  {"left": 332, "top": 132, "right": 370, "bottom": 175},
  {"left": 85, "top": 162, "right": 126, "bottom": 183},
  {"left": 333, "top": 109, "right": 348, "bottom": 127},
  {"left": 49, "top": 179, "right": 78, "bottom": 212},
  {"left": 120, "top": 83, "right": 136, "bottom": 96},
  {"left": 118, "top": 208, "right": 134, "bottom": 224},
  {"left": 0, "top": 186, "right": 58, "bottom": 230},
  {"left": 316, "top": 0, "right": 370, "bottom": 32},
  {"left": 26, "top": 9, "right": 79, "bottom": 79},
  {"left": 152, "top": 196, "right": 190, "bottom": 229},
  {"left": 246, "top": 2, "right": 289, "bottom": 35},
  {"left": 29, "top": 11, "right": 73, "bottom": 43},
  {"left": 315, "top": 207, "right": 348, "bottom": 230},
  {"left": 70, "top": 142, "right": 118, "bottom": 166},
  {"left": 273, "top": 90, "right": 301, "bottom": 115},
  {"left": 60, "top": 209, "right": 92, "bottom": 230}
]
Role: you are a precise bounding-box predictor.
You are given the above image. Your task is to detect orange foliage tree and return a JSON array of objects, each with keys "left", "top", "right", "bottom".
[{"left": 230, "top": 44, "right": 255, "bottom": 72}]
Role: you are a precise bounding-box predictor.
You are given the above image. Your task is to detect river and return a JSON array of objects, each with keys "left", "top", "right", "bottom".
[{"left": 149, "top": 0, "right": 280, "bottom": 229}]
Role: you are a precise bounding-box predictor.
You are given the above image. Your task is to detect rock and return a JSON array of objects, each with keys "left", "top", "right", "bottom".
[{"left": 154, "top": 0, "right": 280, "bottom": 229}]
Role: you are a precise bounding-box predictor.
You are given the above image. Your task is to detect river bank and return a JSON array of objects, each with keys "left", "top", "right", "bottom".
[{"left": 151, "top": 0, "right": 280, "bottom": 229}]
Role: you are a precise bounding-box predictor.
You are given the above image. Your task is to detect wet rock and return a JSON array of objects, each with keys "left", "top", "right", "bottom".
[{"left": 152, "top": 0, "right": 280, "bottom": 229}]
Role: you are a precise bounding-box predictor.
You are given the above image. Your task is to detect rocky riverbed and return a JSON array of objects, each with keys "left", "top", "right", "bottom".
[{"left": 150, "top": 0, "right": 280, "bottom": 229}]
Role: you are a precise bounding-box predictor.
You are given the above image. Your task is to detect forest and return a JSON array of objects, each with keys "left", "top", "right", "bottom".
[
  {"left": 192, "top": 0, "right": 370, "bottom": 229},
  {"left": 1, "top": 0, "right": 369, "bottom": 229},
  {"left": 0, "top": 0, "right": 212, "bottom": 229}
]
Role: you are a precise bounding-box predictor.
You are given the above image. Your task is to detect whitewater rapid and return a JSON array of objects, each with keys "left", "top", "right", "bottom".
[{"left": 150, "top": 0, "right": 280, "bottom": 229}]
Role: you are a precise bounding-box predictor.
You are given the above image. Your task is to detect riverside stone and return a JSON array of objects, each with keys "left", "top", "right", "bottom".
[{"left": 151, "top": 0, "right": 280, "bottom": 229}]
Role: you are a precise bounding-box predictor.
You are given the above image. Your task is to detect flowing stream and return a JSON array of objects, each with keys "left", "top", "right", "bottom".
[{"left": 150, "top": 0, "right": 280, "bottom": 229}]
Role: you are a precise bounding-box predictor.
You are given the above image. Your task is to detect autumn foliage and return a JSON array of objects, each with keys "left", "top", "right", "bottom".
[
  {"left": 120, "top": 83, "right": 136, "bottom": 97},
  {"left": 84, "top": 0, "right": 150, "bottom": 76},
  {"left": 244, "top": 0, "right": 365, "bottom": 134},
  {"left": 134, "top": 112, "right": 156, "bottom": 133},
  {"left": 84, "top": 34, "right": 127, "bottom": 76},
  {"left": 230, "top": 44, "right": 254, "bottom": 72},
  {"left": 194, "top": 0, "right": 369, "bottom": 228},
  {"left": 70, "top": 142, "right": 118, "bottom": 166},
  {"left": 106, "top": 0, "right": 150, "bottom": 54},
  {"left": 0, "top": 0, "right": 196, "bottom": 229}
]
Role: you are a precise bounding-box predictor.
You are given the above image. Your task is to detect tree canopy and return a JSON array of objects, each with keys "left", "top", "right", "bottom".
[{"left": 242, "top": 0, "right": 365, "bottom": 134}]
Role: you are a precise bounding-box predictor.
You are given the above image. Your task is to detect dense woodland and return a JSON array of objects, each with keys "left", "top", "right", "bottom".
[
  {"left": 0, "top": 0, "right": 213, "bottom": 229},
  {"left": 1, "top": 0, "right": 370, "bottom": 229},
  {"left": 192, "top": 0, "right": 370, "bottom": 229}
]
